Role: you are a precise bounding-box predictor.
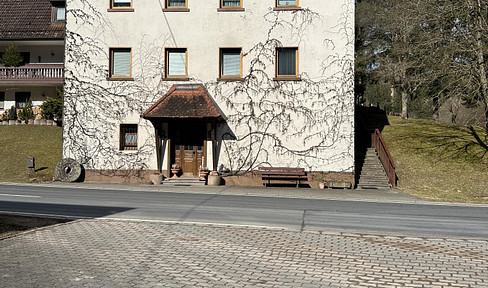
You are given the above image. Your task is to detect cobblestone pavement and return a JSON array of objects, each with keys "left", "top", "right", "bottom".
[{"left": 0, "top": 220, "right": 487, "bottom": 287}]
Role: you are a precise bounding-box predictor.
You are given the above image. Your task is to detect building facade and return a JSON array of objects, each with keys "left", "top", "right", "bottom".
[
  {"left": 0, "top": 0, "right": 65, "bottom": 116},
  {"left": 63, "top": 0, "right": 355, "bottom": 186}
]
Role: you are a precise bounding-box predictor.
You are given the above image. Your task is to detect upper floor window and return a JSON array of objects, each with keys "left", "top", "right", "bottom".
[
  {"left": 109, "top": 48, "right": 132, "bottom": 80},
  {"left": 109, "top": 0, "right": 134, "bottom": 11},
  {"left": 275, "top": 47, "right": 300, "bottom": 80},
  {"left": 164, "top": 0, "right": 189, "bottom": 11},
  {"left": 218, "top": 0, "right": 244, "bottom": 11},
  {"left": 51, "top": 2, "right": 66, "bottom": 22},
  {"left": 219, "top": 48, "right": 242, "bottom": 80},
  {"left": 112, "top": 0, "right": 131, "bottom": 7},
  {"left": 165, "top": 48, "right": 188, "bottom": 79},
  {"left": 275, "top": 0, "right": 300, "bottom": 10}
]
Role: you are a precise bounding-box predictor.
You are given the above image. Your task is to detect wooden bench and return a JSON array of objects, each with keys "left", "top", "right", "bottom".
[{"left": 258, "top": 167, "right": 307, "bottom": 188}]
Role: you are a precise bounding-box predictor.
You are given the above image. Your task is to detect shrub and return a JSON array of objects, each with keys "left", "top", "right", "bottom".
[
  {"left": 40, "top": 91, "right": 63, "bottom": 121},
  {"left": 8, "top": 106, "right": 17, "bottom": 121},
  {"left": 18, "top": 98, "right": 34, "bottom": 122},
  {"left": 1, "top": 45, "right": 23, "bottom": 67}
]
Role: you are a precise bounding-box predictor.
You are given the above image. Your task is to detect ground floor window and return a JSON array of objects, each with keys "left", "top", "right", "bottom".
[
  {"left": 15, "top": 92, "right": 30, "bottom": 109},
  {"left": 0, "top": 92, "right": 4, "bottom": 110},
  {"left": 120, "top": 124, "right": 138, "bottom": 151}
]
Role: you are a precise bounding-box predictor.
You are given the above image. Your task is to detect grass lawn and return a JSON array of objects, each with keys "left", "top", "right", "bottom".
[
  {"left": 382, "top": 116, "right": 488, "bottom": 204},
  {"left": 0, "top": 125, "right": 62, "bottom": 183}
]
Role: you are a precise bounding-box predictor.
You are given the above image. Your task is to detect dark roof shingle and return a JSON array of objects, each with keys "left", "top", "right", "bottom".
[
  {"left": 143, "top": 84, "right": 226, "bottom": 120},
  {"left": 0, "top": 0, "right": 65, "bottom": 40}
]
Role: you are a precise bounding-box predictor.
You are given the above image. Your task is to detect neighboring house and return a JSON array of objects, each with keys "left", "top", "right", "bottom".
[
  {"left": 0, "top": 0, "right": 65, "bottom": 115},
  {"left": 63, "top": 0, "right": 355, "bottom": 186}
]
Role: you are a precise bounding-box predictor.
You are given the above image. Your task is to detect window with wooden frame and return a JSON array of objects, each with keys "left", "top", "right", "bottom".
[
  {"left": 218, "top": 0, "right": 244, "bottom": 11},
  {"left": 164, "top": 48, "right": 188, "bottom": 79},
  {"left": 219, "top": 48, "right": 242, "bottom": 80},
  {"left": 274, "top": 0, "right": 300, "bottom": 10},
  {"left": 108, "top": 0, "right": 134, "bottom": 11},
  {"left": 120, "top": 124, "right": 138, "bottom": 151},
  {"left": 164, "top": 0, "right": 189, "bottom": 11},
  {"left": 275, "top": 47, "right": 300, "bottom": 80},
  {"left": 51, "top": 2, "right": 66, "bottom": 22},
  {"left": 109, "top": 48, "right": 132, "bottom": 80}
]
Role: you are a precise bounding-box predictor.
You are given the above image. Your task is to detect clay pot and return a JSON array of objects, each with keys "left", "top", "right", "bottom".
[{"left": 207, "top": 171, "right": 222, "bottom": 186}]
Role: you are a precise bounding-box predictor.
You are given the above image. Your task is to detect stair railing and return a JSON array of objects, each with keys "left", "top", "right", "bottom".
[{"left": 371, "top": 129, "right": 397, "bottom": 188}]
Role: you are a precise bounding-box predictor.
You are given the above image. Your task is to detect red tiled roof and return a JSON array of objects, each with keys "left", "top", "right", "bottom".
[
  {"left": 0, "top": 0, "right": 65, "bottom": 40},
  {"left": 143, "top": 84, "right": 226, "bottom": 120}
]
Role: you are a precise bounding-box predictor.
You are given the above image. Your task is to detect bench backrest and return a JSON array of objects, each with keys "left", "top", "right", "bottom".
[{"left": 258, "top": 167, "right": 306, "bottom": 175}]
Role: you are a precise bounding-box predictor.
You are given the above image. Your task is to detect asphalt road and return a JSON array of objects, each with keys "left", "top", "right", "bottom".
[{"left": 0, "top": 183, "right": 487, "bottom": 239}]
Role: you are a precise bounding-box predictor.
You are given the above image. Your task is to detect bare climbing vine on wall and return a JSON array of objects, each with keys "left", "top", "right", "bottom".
[{"left": 63, "top": 0, "right": 354, "bottom": 176}]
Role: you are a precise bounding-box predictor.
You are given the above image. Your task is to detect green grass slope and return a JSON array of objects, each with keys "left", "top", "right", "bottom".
[
  {"left": 0, "top": 126, "right": 62, "bottom": 183},
  {"left": 382, "top": 116, "right": 488, "bottom": 204}
]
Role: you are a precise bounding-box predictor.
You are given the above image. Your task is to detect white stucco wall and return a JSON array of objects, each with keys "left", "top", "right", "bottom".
[{"left": 63, "top": 0, "right": 355, "bottom": 174}]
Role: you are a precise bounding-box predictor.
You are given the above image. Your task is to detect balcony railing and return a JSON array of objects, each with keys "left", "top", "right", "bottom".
[{"left": 0, "top": 64, "right": 64, "bottom": 83}]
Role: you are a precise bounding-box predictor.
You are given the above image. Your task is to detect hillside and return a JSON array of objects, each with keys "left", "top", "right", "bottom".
[
  {"left": 382, "top": 116, "right": 488, "bottom": 204},
  {"left": 0, "top": 126, "right": 62, "bottom": 183}
]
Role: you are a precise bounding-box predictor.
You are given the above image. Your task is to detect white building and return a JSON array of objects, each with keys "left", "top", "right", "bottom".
[
  {"left": 0, "top": 0, "right": 65, "bottom": 117},
  {"left": 63, "top": 0, "right": 355, "bottom": 186}
]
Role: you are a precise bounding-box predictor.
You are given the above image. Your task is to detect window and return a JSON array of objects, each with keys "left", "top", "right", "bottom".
[
  {"left": 163, "top": 0, "right": 189, "bottom": 12},
  {"left": 112, "top": 0, "right": 132, "bottom": 8},
  {"left": 275, "top": 47, "right": 299, "bottom": 80},
  {"left": 109, "top": 48, "right": 132, "bottom": 79},
  {"left": 120, "top": 124, "right": 138, "bottom": 151},
  {"left": 219, "top": 48, "right": 242, "bottom": 80},
  {"left": 0, "top": 92, "right": 4, "bottom": 110},
  {"left": 220, "top": 0, "right": 241, "bottom": 8},
  {"left": 108, "top": 0, "right": 134, "bottom": 11},
  {"left": 276, "top": 0, "right": 297, "bottom": 6},
  {"left": 165, "top": 48, "right": 188, "bottom": 79},
  {"left": 52, "top": 2, "right": 66, "bottom": 22},
  {"left": 15, "top": 92, "right": 30, "bottom": 109}
]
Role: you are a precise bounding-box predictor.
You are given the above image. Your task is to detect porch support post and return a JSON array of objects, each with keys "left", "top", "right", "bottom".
[
  {"left": 154, "top": 121, "right": 162, "bottom": 172},
  {"left": 212, "top": 121, "right": 217, "bottom": 171}
]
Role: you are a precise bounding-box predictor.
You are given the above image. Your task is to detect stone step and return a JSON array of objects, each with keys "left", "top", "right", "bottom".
[{"left": 163, "top": 177, "right": 206, "bottom": 186}]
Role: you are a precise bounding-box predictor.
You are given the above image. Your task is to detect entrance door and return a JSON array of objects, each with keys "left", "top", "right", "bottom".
[{"left": 171, "top": 121, "right": 206, "bottom": 177}]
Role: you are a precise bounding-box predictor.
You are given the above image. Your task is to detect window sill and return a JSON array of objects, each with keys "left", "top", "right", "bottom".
[
  {"left": 107, "top": 77, "right": 134, "bottom": 81},
  {"left": 273, "top": 76, "right": 301, "bottom": 81},
  {"left": 107, "top": 8, "right": 135, "bottom": 12},
  {"left": 273, "top": 6, "right": 302, "bottom": 11},
  {"left": 162, "top": 77, "right": 190, "bottom": 81},
  {"left": 163, "top": 8, "right": 190, "bottom": 12},
  {"left": 217, "top": 77, "right": 244, "bottom": 81},
  {"left": 217, "top": 7, "right": 245, "bottom": 12}
]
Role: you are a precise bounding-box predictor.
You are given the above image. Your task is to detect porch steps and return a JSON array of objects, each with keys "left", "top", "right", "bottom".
[
  {"left": 163, "top": 177, "right": 206, "bottom": 186},
  {"left": 357, "top": 148, "right": 391, "bottom": 189}
]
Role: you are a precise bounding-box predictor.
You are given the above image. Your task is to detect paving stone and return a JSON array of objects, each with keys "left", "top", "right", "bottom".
[{"left": 0, "top": 219, "right": 486, "bottom": 287}]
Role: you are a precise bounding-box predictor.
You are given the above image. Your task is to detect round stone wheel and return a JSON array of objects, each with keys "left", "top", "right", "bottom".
[{"left": 54, "top": 158, "right": 82, "bottom": 182}]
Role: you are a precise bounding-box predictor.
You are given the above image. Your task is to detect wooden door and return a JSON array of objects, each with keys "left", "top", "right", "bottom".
[{"left": 175, "top": 144, "right": 204, "bottom": 177}]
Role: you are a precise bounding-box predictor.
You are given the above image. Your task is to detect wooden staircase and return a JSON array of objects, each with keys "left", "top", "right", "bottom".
[{"left": 357, "top": 148, "right": 391, "bottom": 189}]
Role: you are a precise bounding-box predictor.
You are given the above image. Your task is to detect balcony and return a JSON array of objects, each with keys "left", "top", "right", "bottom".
[{"left": 0, "top": 64, "right": 64, "bottom": 84}]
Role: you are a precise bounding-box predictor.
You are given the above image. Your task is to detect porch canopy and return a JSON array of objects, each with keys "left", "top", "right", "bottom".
[
  {"left": 142, "top": 84, "right": 226, "bottom": 173},
  {"left": 142, "top": 84, "right": 226, "bottom": 121}
]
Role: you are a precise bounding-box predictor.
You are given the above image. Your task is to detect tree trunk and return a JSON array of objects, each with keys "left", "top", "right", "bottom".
[
  {"left": 401, "top": 91, "right": 408, "bottom": 119},
  {"left": 475, "top": 0, "right": 488, "bottom": 132}
]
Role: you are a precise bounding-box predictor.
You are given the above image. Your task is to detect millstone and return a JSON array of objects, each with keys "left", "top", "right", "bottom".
[{"left": 54, "top": 158, "right": 82, "bottom": 182}]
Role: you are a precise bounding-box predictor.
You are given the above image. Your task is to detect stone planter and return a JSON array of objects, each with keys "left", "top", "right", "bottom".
[
  {"left": 199, "top": 170, "right": 209, "bottom": 181},
  {"left": 171, "top": 169, "right": 181, "bottom": 179},
  {"left": 39, "top": 119, "right": 47, "bottom": 125},
  {"left": 27, "top": 119, "right": 34, "bottom": 125},
  {"left": 207, "top": 171, "right": 223, "bottom": 186},
  {"left": 15, "top": 120, "right": 23, "bottom": 125},
  {"left": 34, "top": 119, "right": 41, "bottom": 125},
  {"left": 150, "top": 173, "right": 164, "bottom": 185},
  {"left": 318, "top": 182, "right": 326, "bottom": 189},
  {"left": 1, "top": 121, "right": 7, "bottom": 125},
  {"left": 46, "top": 120, "right": 54, "bottom": 126},
  {"left": 8, "top": 120, "right": 16, "bottom": 125}
]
